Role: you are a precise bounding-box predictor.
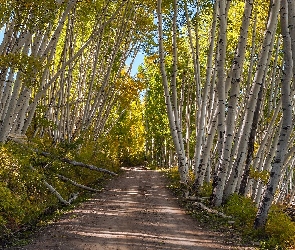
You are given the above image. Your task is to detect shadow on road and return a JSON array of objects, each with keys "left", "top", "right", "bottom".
[{"left": 14, "top": 168, "right": 250, "bottom": 250}]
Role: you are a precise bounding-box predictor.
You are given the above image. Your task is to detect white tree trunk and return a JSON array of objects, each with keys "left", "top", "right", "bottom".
[
  {"left": 194, "top": 1, "right": 218, "bottom": 183},
  {"left": 157, "top": 0, "right": 188, "bottom": 184},
  {"left": 255, "top": 0, "right": 293, "bottom": 228},
  {"left": 212, "top": 0, "right": 253, "bottom": 206},
  {"left": 223, "top": 1, "right": 280, "bottom": 200}
]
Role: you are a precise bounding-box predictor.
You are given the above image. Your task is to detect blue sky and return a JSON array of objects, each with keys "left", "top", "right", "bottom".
[
  {"left": 0, "top": 27, "right": 3, "bottom": 44},
  {"left": 127, "top": 51, "right": 145, "bottom": 77}
]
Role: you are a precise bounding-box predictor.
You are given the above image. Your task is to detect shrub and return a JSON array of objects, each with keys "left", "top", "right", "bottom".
[
  {"left": 198, "top": 182, "right": 213, "bottom": 197},
  {"left": 263, "top": 206, "right": 295, "bottom": 249},
  {"left": 0, "top": 138, "right": 119, "bottom": 246},
  {"left": 224, "top": 193, "right": 257, "bottom": 229},
  {"left": 0, "top": 184, "right": 24, "bottom": 229},
  {"left": 224, "top": 194, "right": 295, "bottom": 249},
  {"left": 165, "top": 166, "right": 181, "bottom": 186}
]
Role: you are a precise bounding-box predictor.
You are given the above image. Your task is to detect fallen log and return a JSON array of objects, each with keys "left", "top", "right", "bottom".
[
  {"left": 9, "top": 140, "right": 117, "bottom": 176},
  {"left": 37, "top": 150, "right": 117, "bottom": 176},
  {"left": 43, "top": 180, "right": 71, "bottom": 205},
  {"left": 68, "top": 192, "right": 79, "bottom": 203},
  {"left": 29, "top": 166, "right": 70, "bottom": 205},
  {"left": 192, "top": 202, "right": 232, "bottom": 219},
  {"left": 7, "top": 133, "right": 28, "bottom": 143},
  {"left": 57, "top": 174, "right": 101, "bottom": 192},
  {"left": 60, "top": 158, "right": 117, "bottom": 176},
  {"left": 186, "top": 196, "right": 210, "bottom": 201}
]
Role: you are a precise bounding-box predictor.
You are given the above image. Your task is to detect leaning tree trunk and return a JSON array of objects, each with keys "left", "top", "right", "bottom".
[
  {"left": 157, "top": 0, "right": 189, "bottom": 184},
  {"left": 210, "top": 0, "right": 228, "bottom": 206},
  {"left": 211, "top": 0, "right": 253, "bottom": 206},
  {"left": 222, "top": 1, "right": 280, "bottom": 201},
  {"left": 254, "top": 0, "right": 293, "bottom": 229},
  {"left": 193, "top": 1, "right": 218, "bottom": 189}
]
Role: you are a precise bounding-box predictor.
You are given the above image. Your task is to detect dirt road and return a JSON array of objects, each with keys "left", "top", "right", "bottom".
[{"left": 14, "top": 167, "right": 252, "bottom": 250}]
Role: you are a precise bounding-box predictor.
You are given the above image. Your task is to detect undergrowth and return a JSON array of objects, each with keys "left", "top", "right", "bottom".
[
  {"left": 0, "top": 138, "right": 121, "bottom": 248},
  {"left": 164, "top": 166, "right": 295, "bottom": 250}
]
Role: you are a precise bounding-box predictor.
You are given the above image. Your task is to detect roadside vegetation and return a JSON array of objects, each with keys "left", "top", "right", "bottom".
[
  {"left": 0, "top": 129, "right": 144, "bottom": 247},
  {"left": 0, "top": 140, "right": 116, "bottom": 247},
  {"left": 164, "top": 166, "right": 295, "bottom": 250}
]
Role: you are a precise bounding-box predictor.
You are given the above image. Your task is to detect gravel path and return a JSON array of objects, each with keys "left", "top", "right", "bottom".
[{"left": 13, "top": 167, "right": 252, "bottom": 250}]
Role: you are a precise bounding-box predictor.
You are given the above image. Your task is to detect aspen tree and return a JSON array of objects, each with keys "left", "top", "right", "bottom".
[
  {"left": 255, "top": 0, "right": 293, "bottom": 228},
  {"left": 193, "top": 1, "right": 218, "bottom": 186},
  {"left": 267, "top": 37, "right": 281, "bottom": 112},
  {"left": 222, "top": 1, "right": 280, "bottom": 201},
  {"left": 287, "top": 0, "right": 295, "bottom": 81},
  {"left": 210, "top": 0, "right": 228, "bottom": 206},
  {"left": 157, "top": 0, "right": 189, "bottom": 184},
  {"left": 254, "top": 124, "right": 281, "bottom": 204},
  {"left": 212, "top": 0, "right": 253, "bottom": 206},
  {"left": 183, "top": 2, "right": 202, "bottom": 172}
]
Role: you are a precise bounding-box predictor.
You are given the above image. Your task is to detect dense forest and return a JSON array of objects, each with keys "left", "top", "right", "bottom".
[{"left": 1, "top": 0, "right": 295, "bottom": 248}]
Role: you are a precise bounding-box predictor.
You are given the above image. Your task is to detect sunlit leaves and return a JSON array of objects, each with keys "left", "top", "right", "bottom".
[
  {"left": 250, "top": 166, "right": 270, "bottom": 185},
  {"left": 227, "top": 0, "right": 245, "bottom": 47},
  {"left": 0, "top": 53, "right": 43, "bottom": 87},
  {"left": 103, "top": 97, "right": 145, "bottom": 166},
  {"left": 115, "top": 68, "right": 145, "bottom": 107},
  {"left": 1, "top": 0, "right": 60, "bottom": 32}
]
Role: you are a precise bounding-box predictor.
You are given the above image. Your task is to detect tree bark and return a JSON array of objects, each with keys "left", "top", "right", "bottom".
[
  {"left": 157, "top": 0, "right": 189, "bottom": 184},
  {"left": 211, "top": 0, "right": 253, "bottom": 206},
  {"left": 223, "top": 1, "right": 280, "bottom": 200},
  {"left": 254, "top": 0, "right": 293, "bottom": 228}
]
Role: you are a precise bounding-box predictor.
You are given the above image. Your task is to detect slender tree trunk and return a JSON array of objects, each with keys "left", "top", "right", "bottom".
[
  {"left": 254, "top": 0, "right": 293, "bottom": 228},
  {"left": 193, "top": 1, "right": 217, "bottom": 186},
  {"left": 239, "top": 82, "right": 262, "bottom": 195},
  {"left": 254, "top": 124, "right": 281, "bottom": 205},
  {"left": 157, "top": 0, "right": 189, "bottom": 184},
  {"left": 211, "top": 0, "right": 253, "bottom": 206},
  {"left": 223, "top": 1, "right": 280, "bottom": 200}
]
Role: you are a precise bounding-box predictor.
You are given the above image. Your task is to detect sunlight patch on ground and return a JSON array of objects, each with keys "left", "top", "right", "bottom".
[{"left": 70, "top": 230, "right": 214, "bottom": 246}]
